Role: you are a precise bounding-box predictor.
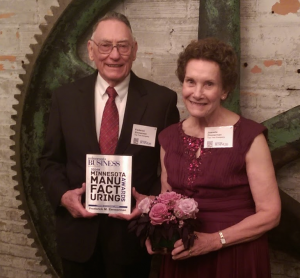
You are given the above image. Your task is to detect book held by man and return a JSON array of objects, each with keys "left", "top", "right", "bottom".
[{"left": 85, "top": 154, "right": 132, "bottom": 214}]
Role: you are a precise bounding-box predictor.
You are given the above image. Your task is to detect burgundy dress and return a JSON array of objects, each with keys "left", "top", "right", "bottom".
[{"left": 158, "top": 117, "right": 271, "bottom": 278}]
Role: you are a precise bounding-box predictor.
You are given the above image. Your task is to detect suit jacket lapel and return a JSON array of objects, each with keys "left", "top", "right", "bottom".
[
  {"left": 116, "top": 72, "right": 148, "bottom": 154},
  {"left": 76, "top": 71, "right": 100, "bottom": 154}
]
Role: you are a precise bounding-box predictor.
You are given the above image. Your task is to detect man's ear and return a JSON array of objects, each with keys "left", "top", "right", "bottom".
[
  {"left": 132, "top": 41, "right": 138, "bottom": 61},
  {"left": 87, "top": 40, "right": 94, "bottom": 61}
]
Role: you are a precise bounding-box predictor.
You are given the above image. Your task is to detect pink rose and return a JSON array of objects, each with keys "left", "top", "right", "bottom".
[
  {"left": 138, "top": 197, "right": 152, "bottom": 214},
  {"left": 157, "top": 191, "right": 182, "bottom": 209},
  {"left": 149, "top": 203, "right": 170, "bottom": 225},
  {"left": 174, "top": 198, "right": 199, "bottom": 219}
]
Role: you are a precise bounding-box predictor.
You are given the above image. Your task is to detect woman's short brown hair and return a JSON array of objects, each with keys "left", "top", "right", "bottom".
[{"left": 176, "top": 38, "right": 238, "bottom": 94}]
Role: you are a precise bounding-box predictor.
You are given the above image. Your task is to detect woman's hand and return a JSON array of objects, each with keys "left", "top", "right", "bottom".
[
  {"left": 171, "top": 232, "right": 222, "bottom": 260},
  {"left": 108, "top": 187, "right": 147, "bottom": 220}
]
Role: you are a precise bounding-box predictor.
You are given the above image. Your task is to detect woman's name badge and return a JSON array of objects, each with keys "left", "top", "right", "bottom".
[
  {"left": 131, "top": 124, "right": 157, "bottom": 147},
  {"left": 204, "top": 126, "right": 234, "bottom": 148}
]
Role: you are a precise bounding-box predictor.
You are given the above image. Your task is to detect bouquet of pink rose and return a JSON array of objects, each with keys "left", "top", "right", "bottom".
[{"left": 128, "top": 191, "right": 199, "bottom": 252}]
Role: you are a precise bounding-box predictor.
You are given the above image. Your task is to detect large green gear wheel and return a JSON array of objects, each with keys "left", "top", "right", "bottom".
[{"left": 11, "top": 2, "right": 74, "bottom": 276}]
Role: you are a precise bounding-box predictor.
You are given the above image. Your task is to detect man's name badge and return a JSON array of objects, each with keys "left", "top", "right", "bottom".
[
  {"left": 131, "top": 124, "right": 157, "bottom": 147},
  {"left": 204, "top": 126, "right": 234, "bottom": 148}
]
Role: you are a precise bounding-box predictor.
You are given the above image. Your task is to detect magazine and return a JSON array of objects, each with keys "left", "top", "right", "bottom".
[{"left": 85, "top": 154, "right": 132, "bottom": 214}]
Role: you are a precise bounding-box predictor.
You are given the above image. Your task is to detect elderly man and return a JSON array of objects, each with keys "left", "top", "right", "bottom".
[{"left": 40, "top": 11, "right": 179, "bottom": 278}]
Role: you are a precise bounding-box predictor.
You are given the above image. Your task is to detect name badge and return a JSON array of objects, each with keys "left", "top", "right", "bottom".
[
  {"left": 204, "top": 126, "right": 233, "bottom": 148},
  {"left": 131, "top": 124, "right": 157, "bottom": 147}
]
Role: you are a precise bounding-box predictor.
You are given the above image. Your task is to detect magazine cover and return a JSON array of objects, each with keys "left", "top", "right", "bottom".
[{"left": 85, "top": 154, "right": 132, "bottom": 214}]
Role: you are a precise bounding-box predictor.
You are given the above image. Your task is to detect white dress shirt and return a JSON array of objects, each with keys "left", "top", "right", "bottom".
[{"left": 95, "top": 73, "right": 130, "bottom": 142}]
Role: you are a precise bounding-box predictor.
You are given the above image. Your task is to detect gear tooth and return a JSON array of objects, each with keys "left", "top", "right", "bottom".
[
  {"left": 38, "top": 256, "right": 57, "bottom": 276},
  {"left": 10, "top": 143, "right": 16, "bottom": 152},
  {"left": 14, "top": 94, "right": 21, "bottom": 101},
  {"left": 51, "top": 5, "right": 62, "bottom": 15},
  {"left": 10, "top": 160, "right": 16, "bottom": 169},
  {"left": 30, "top": 240, "right": 39, "bottom": 249},
  {"left": 21, "top": 64, "right": 29, "bottom": 73},
  {"left": 25, "top": 53, "right": 34, "bottom": 62},
  {"left": 16, "top": 82, "right": 23, "bottom": 89},
  {"left": 11, "top": 114, "right": 17, "bottom": 122},
  {"left": 12, "top": 104, "right": 18, "bottom": 111},
  {"left": 23, "top": 221, "right": 30, "bottom": 229},
  {"left": 18, "top": 73, "right": 26, "bottom": 82},
  {"left": 11, "top": 165, "right": 18, "bottom": 176},
  {"left": 21, "top": 63, "right": 30, "bottom": 74},
  {"left": 34, "top": 36, "right": 44, "bottom": 46},
  {"left": 10, "top": 134, "right": 16, "bottom": 144},
  {"left": 14, "top": 191, "right": 21, "bottom": 199},
  {"left": 44, "top": 267, "right": 52, "bottom": 275},
  {"left": 13, "top": 101, "right": 21, "bottom": 110},
  {"left": 39, "top": 24, "right": 49, "bottom": 35},
  {"left": 50, "top": 5, "right": 58, "bottom": 14},
  {"left": 18, "top": 206, "right": 27, "bottom": 215},
  {"left": 21, "top": 62, "right": 27, "bottom": 71},
  {"left": 45, "top": 7, "right": 59, "bottom": 25},
  {"left": 10, "top": 157, "right": 15, "bottom": 165},
  {"left": 44, "top": 15, "right": 53, "bottom": 24},
  {"left": 12, "top": 104, "right": 20, "bottom": 113},
  {"left": 44, "top": 18, "right": 55, "bottom": 29},
  {"left": 29, "top": 44, "right": 38, "bottom": 52},
  {"left": 30, "top": 44, "right": 41, "bottom": 56},
  {"left": 34, "top": 33, "right": 43, "bottom": 41},
  {"left": 9, "top": 148, "right": 16, "bottom": 157},
  {"left": 16, "top": 84, "right": 24, "bottom": 93},
  {"left": 11, "top": 176, "right": 17, "bottom": 184},
  {"left": 44, "top": 14, "right": 52, "bottom": 21},
  {"left": 18, "top": 205, "right": 26, "bottom": 214}
]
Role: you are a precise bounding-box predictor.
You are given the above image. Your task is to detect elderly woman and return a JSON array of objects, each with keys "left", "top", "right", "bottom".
[{"left": 151, "top": 38, "right": 281, "bottom": 278}]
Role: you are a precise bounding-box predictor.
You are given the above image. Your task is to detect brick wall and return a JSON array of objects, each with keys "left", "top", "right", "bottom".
[{"left": 0, "top": 0, "right": 299, "bottom": 277}]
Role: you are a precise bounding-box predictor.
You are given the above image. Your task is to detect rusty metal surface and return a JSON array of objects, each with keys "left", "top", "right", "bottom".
[{"left": 10, "top": 0, "right": 300, "bottom": 277}]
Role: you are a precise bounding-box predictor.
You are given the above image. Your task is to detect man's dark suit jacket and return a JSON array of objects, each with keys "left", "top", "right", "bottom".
[{"left": 40, "top": 71, "right": 179, "bottom": 264}]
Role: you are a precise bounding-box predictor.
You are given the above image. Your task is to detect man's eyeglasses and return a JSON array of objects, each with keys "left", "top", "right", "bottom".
[{"left": 90, "top": 39, "right": 132, "bottom": 56}]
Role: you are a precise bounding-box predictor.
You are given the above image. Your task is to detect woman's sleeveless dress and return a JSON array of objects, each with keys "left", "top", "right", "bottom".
[{"left": 158, "top": 117, "right": 271, "bottom": 278}]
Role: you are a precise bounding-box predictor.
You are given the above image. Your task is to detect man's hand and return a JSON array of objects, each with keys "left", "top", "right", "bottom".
[
  {"left": 108, "top": 187, "right": 147, "bottom": 220},
  {"left": 145, "top": 237, "right": 171, "bottom": 255},
  {"left": 145, "top": 237, "right": 156, "bottom": 255},
  {"left": 61, "top": 183, "right": 97, "bottom": 218}
]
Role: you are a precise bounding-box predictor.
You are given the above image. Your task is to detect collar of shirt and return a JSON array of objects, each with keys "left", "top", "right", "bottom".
[
  {"left": 95, "top": 72, "right": 130, "bottom": 103},
  {"left": 95, "top": 72, "right": 130, "bottom": 140}
]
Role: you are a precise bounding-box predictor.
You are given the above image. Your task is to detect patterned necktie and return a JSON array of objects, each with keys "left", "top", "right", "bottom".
[{"left": 99, "top": 86, "right": 119, "bottom": 154}]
